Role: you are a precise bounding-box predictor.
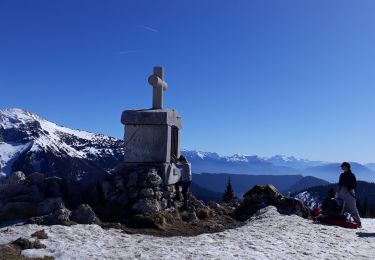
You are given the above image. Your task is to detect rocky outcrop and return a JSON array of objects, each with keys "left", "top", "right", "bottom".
[
  {"left": 232, "top": 184, "right": 311, "bottom": 221},
  {"left": 101, "top": 166, "right": 177, "bottom": 219},
  {"left": 0, "top": 171, "right": 98, "bottom": 226},
  {"left": 71, "top": 204, "right": 97, "bottom": 224}
]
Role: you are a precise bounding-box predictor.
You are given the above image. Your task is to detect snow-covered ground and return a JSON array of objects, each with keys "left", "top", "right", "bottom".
[{"left": 1, "top": 206, "right": 375, "bottom": 260}]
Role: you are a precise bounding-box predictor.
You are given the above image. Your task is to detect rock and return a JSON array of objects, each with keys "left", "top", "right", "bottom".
[
  {"left": 140, "top": 188, "right": 154, "bottom": 198},
  {"left": 102, "top": 181, "right": 112, "bottom": 201},
  {"left": 126, "top": 171, "right": 138, "bottom": 187},
  {"left": 181, "top": 211, "right": 198, "bottom": 222},
  {"left": 132, "top": 199, "right": 161, "bottom": 215},
  {"left": 146, "top": 169, "right": 162, "bottom": 186},
  {"left": 115, "top": 193, "right": 129, "bottom": 206},
  {"left": 29, "top": 216, "right": 44, "bottom": 225},
  {"left": 160, "top": 198, "right": 168, "bottom": 209},
  {"left": 192, "top": 199, "right": 205, "bottom": 209},
  {"left": 28, "top": 172, "right": 44, "bottom": 188},
  {"left": 0, "top": 202, "right": 38, "bottom": 222},
  {"left": 1, "top": 184, "right": 43, "bottom": 204},
  {"left": 44, "top": 177, "right": 63, "bottom": 197},
  {"left": 37, "top": 197, "right": 64, "bottom": 216},
  {"left": 128, "top": 191, "right": 139, "bottom": 199},
  {"left": 243, "top": 184, "right": 283, "bottom": 204},
  {"left": 12, "top": 237, "right": 46, "bottom": 250},
  {"left": 31, "top": 230, "right": 48, "bottom": 240},
  {"left": 233, "top": 184, "right": 311, "bottom": 221},
  {"left": 71, "top": 204, "right": 97, "bottom": 224},
  {"left": 114, "top": 175, "right": 125, "bottom": 190},
  {"left": 208, "top": 201, "right": 221, "bottom": 209},
  {"left": 155, "top": 191, "right": 163, "bottom": 200},
  {"left": 12, "top": 238, "right": 33, "bottom": 250},
  {"left": 6, "top": 171, "right": 26, "bottom": 186},
  {"left": 44, "top": 207, "right": 72, "bottom": 225},
  {"left": 196, "top": 207, "right": 211, "bottom": 219}
]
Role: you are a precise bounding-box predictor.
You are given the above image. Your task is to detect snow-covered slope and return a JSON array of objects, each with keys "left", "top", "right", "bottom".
[
  {"left": 0, "top": 108, "right": 125, "bottom": 179},
  {"left": 1, "top": 206, "right": 374, "bottom": 259},
  {"left": 265, "top": 155, "right": 324, "bottom": 169}
]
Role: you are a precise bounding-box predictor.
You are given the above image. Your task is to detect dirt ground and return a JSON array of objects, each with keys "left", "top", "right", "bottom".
[{"left": 101, "top": 205, "right": 245, "bottom": 237}]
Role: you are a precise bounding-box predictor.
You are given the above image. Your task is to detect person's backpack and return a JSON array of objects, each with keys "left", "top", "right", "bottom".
[{"left": 323, "top": 198, "right": 345, "bottom": 217}]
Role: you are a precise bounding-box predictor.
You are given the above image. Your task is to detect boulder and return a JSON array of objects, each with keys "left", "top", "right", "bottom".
[
  {"left": 71, "top": 204, "right": 97, "bottom": 224},
  {"left": 12, "top": 237, "right": 46, "bottom": 250},
  {"left": 37, "top": 197, "right": 64, "bottom": 216},
  {"left": 132, "top": 199, "right": 161, "bottom": 215},
  {"left": 31, "top": 230, "right": 48, "bottom": 240},
  {"left": 233, "top": 184, "right": 311, "bottom": 221},
  {"left": 43, "top": 207, "right": 72, "bottom": 225}
]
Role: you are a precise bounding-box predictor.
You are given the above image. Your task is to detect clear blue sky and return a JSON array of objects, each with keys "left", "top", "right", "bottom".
[{"left": 1, "top": 1, "right": 375, "bottom": 163}]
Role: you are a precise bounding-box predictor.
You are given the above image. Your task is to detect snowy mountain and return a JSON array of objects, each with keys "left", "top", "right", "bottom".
[
  {"left": 183, "top": 150, "right": 375, "bottom": 183},
  {"left": 182, "top": 150, "right": 301, "bottom": 175},
  {"left": 264, "top": 155, "right": 323, "bottom": 169},
  {"left": 0, "top": 108, "right": 125, "bottom": 205}
]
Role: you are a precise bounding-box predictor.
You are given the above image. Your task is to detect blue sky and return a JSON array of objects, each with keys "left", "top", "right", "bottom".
[{"left": 1, "top": 1, "right": 375, "bottom": 163}]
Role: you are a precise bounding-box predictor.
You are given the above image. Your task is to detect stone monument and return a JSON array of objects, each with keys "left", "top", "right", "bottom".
[{"left": 121, "top": 66, "right": 183, "bottom": 185}]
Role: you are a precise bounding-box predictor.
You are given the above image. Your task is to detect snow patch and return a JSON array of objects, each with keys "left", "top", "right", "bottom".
[
  {"left": 0, "top": 142, "right": 32, "bottom": 175},
  {"left": 1, "top": 206, "right": 375, "bottom": 259}
]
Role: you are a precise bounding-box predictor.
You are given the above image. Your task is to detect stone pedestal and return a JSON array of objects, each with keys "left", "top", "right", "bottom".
[{"left": 121, "top": 109, "right": 183, "bottom": 185}]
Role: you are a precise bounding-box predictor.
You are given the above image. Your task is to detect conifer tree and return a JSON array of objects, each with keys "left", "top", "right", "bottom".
[{"left": 223, "top": 177, "right": 235, "bottom": 203}]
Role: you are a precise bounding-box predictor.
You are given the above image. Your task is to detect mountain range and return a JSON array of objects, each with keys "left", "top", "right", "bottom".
[
  {"left": 1, "top": 108, "right": 374, "bottom": 204},
  {"left": 182, "top": 150, "right": 375, "bottom": 183}
]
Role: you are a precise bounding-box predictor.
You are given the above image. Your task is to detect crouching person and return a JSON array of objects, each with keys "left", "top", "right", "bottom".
[
  {"left": 336, "top": 162, "right": 362, "bottom": 227},
  {"left": 174, "top": 155, "right": 192, "bottom": 210}
]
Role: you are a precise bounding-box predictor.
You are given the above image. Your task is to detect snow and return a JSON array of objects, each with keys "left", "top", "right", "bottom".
[
  {"left": 225, "top": 153, "right": 250, "bottom": 163},
  {"left": 1, "top": 206, "right": 375, "bottom": 259},
  {"left": 0, "top": 142, "right": 32, "bottom": 175},
  {"left": 294, "top": 191, "right": 321, "bottom": 209}
]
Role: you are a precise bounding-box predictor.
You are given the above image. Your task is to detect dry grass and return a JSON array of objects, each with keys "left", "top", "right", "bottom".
[{"left": 0, "top": 244, "right": 53, "bottom": 260}]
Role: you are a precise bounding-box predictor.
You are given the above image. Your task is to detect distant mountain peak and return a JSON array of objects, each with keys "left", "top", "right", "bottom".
[{"left": 0, "top": 108, "right": 125, "bottom": 177}]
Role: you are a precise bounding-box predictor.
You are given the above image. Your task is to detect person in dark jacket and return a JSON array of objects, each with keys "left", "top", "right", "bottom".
[{"left": 336, "top": 162, "right": 361, "bottom": 227}]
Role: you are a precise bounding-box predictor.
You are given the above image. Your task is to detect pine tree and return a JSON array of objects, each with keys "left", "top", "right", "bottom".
[{"left": 223, "top": 177, "right": 235, "bottom": 203}]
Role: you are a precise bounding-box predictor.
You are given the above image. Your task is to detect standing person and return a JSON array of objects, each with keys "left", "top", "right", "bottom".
[
  {"left": 336, "top": 162, "right": 362, "bottom": 227},
  {"left": 174, "top": 155, "right": 192, "bottom": 210}
]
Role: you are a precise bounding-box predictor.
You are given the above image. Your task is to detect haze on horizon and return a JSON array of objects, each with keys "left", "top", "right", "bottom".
[{"left": 1, "top": 1, "right": 374, "bottom": 164}]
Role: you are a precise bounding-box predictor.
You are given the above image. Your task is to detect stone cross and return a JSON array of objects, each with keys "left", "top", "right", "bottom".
[{"left": 148, "top": 66, "right": 168, "bottom": 109}]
